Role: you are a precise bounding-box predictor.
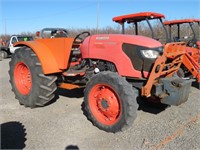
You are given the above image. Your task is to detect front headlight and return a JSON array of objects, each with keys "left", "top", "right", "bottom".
[{"left": 141, "top": 50, "right": 160, "bottom": 59}]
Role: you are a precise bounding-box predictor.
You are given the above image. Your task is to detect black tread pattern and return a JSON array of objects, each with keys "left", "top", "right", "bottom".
[
  {"left": 84, "top": 71, "right": 138, "bottom": 133},
  {"left": 2, "top": 51, "right": 8, "bottom": 59},
  {"left": 177, "top": 68, "right": 185, "bottom": 78},
  {"left": 8, "top": 47, "right": 57, "bottom": 108},
  {"left": 0, "top": 51, "right": 3, "bottom": 61}
]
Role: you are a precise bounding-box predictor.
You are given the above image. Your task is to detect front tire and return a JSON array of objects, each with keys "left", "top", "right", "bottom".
[
  {"left": 84, "top": 71, "right": 138, "bottom": 133},
  {"left": 9, "top": 47, "right": 57, "bottom": 108}
]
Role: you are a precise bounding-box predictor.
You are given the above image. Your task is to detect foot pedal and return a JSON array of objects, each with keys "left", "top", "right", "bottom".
[{"left": 62, "top": 68, "right": 85, "bottom": 77}]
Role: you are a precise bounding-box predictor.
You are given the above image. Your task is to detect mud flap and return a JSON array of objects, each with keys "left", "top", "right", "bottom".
[{"left": 153, "top": 77, "right": 192, "bottom": 106}]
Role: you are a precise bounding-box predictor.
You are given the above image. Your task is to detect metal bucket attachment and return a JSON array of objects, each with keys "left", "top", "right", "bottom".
[{"left": 154, "top": 77, "right": 192, "bottom": 106}]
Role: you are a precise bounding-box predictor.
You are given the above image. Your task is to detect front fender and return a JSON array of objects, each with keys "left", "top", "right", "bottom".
[{"left": 14, "top": 38, "right": 74, "bottom": 74}]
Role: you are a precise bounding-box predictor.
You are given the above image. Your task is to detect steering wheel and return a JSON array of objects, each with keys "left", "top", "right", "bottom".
[{"left": 74, "top": 31, "right": 90, "bottom": 44}]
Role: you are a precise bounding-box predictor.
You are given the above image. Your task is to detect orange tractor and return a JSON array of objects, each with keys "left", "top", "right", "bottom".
[
  {"left": 113, "top": 12, "right": 200, "bottom": 82},
  {"left": 164, "top": 19, "right": 200, "bottom": 81},
  {"left": 9, "top": 20, "right": 191, "bottom": 132}
]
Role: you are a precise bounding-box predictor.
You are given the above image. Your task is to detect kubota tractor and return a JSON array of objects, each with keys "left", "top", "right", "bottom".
[
  {"left": 9, "top": 25, "right": 191, "bottom": 132},
  {"left": 113, "top": 12, "right": 200, "bottom": 82},
  {"left": 164, "top": 19, "right": 200, "bottom": 81}
]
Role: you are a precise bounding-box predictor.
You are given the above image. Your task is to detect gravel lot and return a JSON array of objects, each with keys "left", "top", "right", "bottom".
[{"left": 0, "top": 58, "right": 200, "bottom": 150}]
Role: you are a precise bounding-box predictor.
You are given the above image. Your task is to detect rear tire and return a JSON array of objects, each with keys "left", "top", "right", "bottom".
[
  {"left": 84, "top": 71, "right": 138, "bottom": 133},
  {"left": 0, "top": 51, "right": 3, "bottom": 61},
  {"left": 9, "top": 47, "right": 57, "bottom": 108},
  {"left": 1, "top": 51, "right": 8, "bottom": 59}
]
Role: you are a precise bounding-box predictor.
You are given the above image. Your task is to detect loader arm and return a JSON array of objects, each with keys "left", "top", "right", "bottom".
[
  {"left": 141, "top": 42, "right": 186, "bottom": 97},
  {"left": 182, "top": 53, "right": 200, "bottom": 82}
]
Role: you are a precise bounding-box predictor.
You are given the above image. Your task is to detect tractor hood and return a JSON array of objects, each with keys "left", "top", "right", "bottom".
[
  {"left": 89, "top": 34, "right": 162, "bottom": 48},
  {"left": 81, "top": 34, "right": 163, "bottom": 78}
]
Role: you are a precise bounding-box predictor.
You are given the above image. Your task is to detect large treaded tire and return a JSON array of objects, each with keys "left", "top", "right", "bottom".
[
  {"left": 84, "top": 71, "right": 138, "bottom": 133},
  {"left": 0, "top": 51, "right": 3, "bottom": 61},
  {"left": 177, "top": 68, "right": 185, "bottom": 78},
  {"left": 2, "top": 51, "right": 8, "bottom": 59},
  {"left": 9, "top": 47, "right": 57, "bottom": 108}
]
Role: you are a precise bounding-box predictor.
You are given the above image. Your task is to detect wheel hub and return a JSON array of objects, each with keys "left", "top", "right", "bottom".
[
  {"left": 89, "top": 84, "right": 121, "bottom": 125},
  {"left": 14, "top": 62, "right": 32, "bottom": 95},
  {"left": 101, "top": 99, "right": 109, "bottom": 109}
]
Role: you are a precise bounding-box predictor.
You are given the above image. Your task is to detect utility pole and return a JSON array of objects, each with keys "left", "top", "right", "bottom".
[
  {"left": 4, "top": 19, "right": 7, "bottom": 35},
  {"left": 1, "top": 0, "right": 7, "bottom": 35},
  {"left": 96, "top": 1, "right": 100, "bottom": 34},
  {"left": 0, "top": 0, "right": 3, "bottom": 35}
]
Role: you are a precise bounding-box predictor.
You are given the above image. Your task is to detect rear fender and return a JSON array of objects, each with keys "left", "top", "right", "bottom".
[{"left": 14, "top": 38, "right": 74, "bottom": 74}]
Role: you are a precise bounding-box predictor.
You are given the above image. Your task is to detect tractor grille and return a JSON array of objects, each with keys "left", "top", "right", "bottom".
[{"left": 122, "top": 43, "right": 156, "bottom": 72}]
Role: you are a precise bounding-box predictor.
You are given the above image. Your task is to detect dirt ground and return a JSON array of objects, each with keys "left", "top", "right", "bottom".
[{"left": 0, "top": 58, "right": 200, "bottom": 150}]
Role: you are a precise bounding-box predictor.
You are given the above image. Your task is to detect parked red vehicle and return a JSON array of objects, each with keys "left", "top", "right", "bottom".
[
  {"left": 164, "top": 19, "right": 200, "bottom": 80},
  {"left": 113, "top": 12, "right": 200, "bottom": 82}
]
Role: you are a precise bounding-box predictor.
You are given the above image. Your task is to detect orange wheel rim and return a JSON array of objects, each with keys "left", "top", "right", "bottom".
[
  {"left": 89, "top": 84, "right": 121, "bottom": 125},
  {"left": 14, "top": 62, "right": 32, "bottom": 95}
]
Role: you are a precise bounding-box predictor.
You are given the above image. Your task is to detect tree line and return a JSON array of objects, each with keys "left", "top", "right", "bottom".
[{"left": 0, "top": 22, "right": 199, "bottom": 43}]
